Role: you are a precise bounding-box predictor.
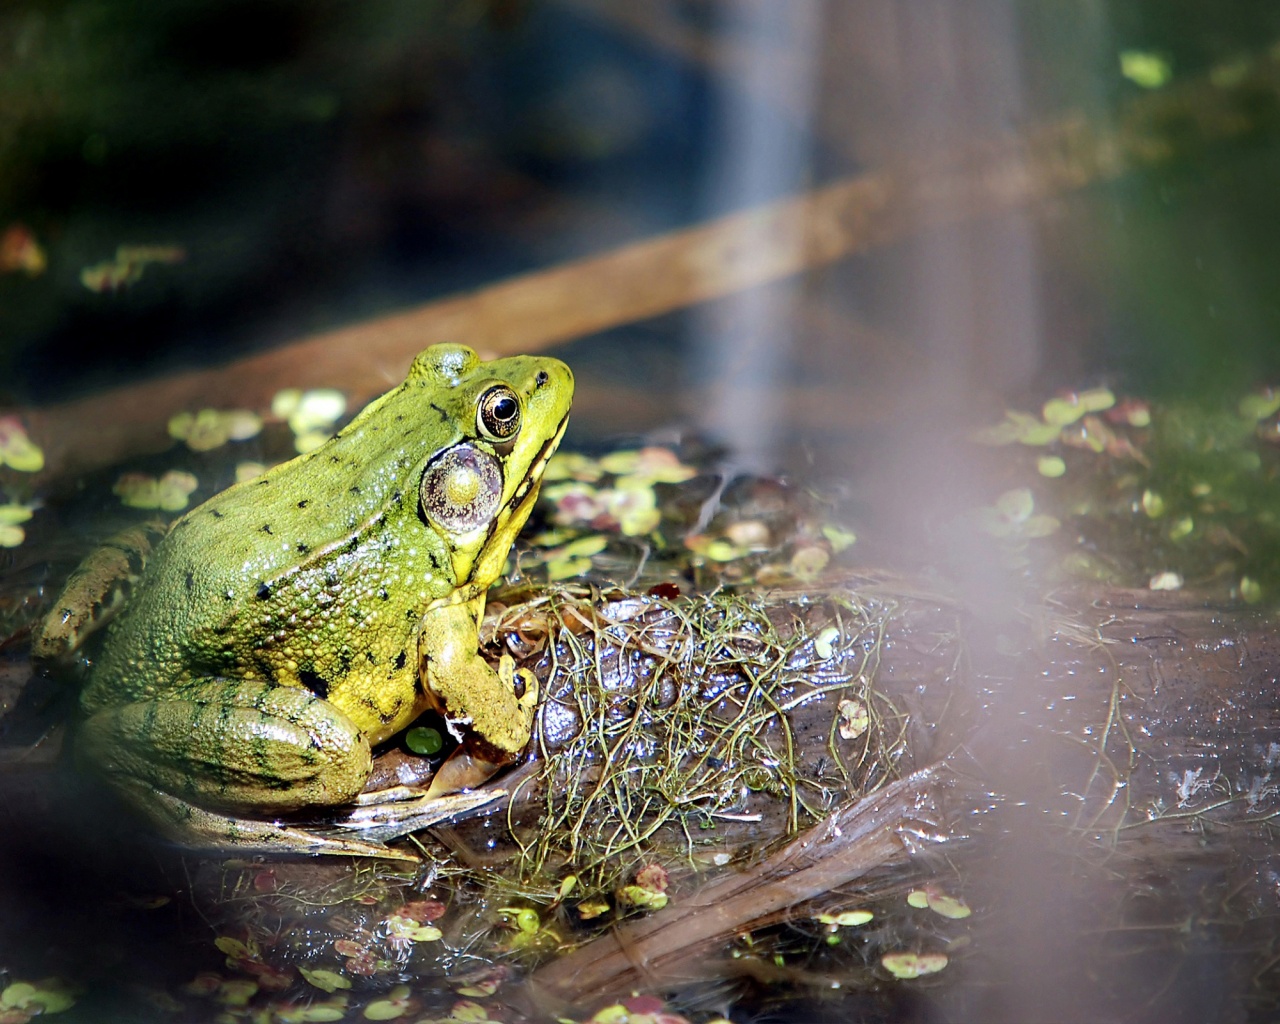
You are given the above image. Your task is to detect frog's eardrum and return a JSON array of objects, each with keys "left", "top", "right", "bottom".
[{"left": 419, "top": 443, "right": 503, "bottom": 533}]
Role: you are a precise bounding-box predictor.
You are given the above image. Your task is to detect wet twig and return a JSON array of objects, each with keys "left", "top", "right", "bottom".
[{"left": 527, "top": 765, "right": 942, "bottom": 1008}]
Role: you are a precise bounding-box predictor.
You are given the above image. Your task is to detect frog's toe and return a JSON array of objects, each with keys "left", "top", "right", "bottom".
[
  {"left": 498, "top": 654, "right": 539, "bottom": 719},
  {"left": 515, "top": 667, "right": 539, "bottom": 716}
]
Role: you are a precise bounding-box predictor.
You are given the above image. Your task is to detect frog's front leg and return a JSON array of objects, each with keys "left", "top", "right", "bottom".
[
  {"left": 419, "top": 596, "right": 539, "bottom": 795},
  {"left": 78, "top": 679, "right": 408, "bottom": 857}
]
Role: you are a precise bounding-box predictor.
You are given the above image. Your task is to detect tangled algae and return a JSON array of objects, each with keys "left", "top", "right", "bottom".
[{"left": 489, "top": 583, "right": 907, "bottom": 892}]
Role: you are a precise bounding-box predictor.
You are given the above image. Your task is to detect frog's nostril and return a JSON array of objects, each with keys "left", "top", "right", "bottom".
[{"left": 535, "top": 370, "right": 549, "bottom": 388}]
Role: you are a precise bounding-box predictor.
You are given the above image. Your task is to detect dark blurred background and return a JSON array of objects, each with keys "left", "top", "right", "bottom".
[{"left": 5, "top": 0, "right": 1280, "bottom": 432}]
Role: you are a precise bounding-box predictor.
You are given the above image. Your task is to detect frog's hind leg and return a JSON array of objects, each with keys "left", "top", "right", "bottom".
[{"left": 78, "top": 678, "right": 382, "bottom": 855}]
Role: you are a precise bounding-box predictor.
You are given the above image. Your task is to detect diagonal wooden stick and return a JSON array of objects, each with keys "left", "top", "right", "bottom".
[{"left": 526, "top": 766, "right": 942, "bottom": 1010}]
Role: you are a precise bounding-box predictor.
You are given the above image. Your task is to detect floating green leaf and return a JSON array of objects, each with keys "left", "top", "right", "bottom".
[
  {"left": 0, "top": 416, "right": 44, "bottom": 472},
  {"left": 837, "top": 698, "right": 870, "bottom": 740},
  {"left": 405, "top": 726, "right": 443, "bottom": 755},
  {"left": 363, "top": 984, "right": 412, "bottom": 1020},
  {"left": 881, "top": 951, "right": 949, "bottom": 979},
  {"left": 817, "top": 909, "right": 874, "bottom": 927},
  {"left": 1240, "top": 576, "right": 1263, "bottom": 604},
  {"left": 821, "top": 523, "right": 857, "bottom": 551},
  {"left": 814, "top": 626, "right": 840, "bottom": 661},
  {"left": 1037, "top": 455, "right": 1066, "bottom": 478},
  {"left": 1119, "top": 50, "right": 1172, "bottom": 89},
  {"left": 1238, "top": 390, "right": 1280, "bottom": 422},
  {"left": 1141, "top": 489, "right": 1166, "bottom": 518},
  {"left": 299, "top": 967, "right": 351, "bottom": 993}
]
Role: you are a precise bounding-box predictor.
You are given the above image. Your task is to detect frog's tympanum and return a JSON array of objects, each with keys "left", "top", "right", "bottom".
[{"left": 35, "top": 344, "right": 572, "bottom": 856}]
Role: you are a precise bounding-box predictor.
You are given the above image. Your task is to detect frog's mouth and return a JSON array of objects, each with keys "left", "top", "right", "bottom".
[{"left": 509, "top": 411, "right": 570, "bottom": 513}]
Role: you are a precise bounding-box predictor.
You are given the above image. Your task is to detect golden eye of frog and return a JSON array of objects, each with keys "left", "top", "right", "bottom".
[{"left": 35, "top": 343, "right": 572, "bottom": 856}]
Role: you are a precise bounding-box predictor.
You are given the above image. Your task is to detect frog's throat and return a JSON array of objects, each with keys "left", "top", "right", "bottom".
[{"left": 450, "top": 408, "right": 569, "bottom": 589}]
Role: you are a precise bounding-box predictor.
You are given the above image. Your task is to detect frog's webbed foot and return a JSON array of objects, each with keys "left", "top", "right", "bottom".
[
  {"left": 332, "top": 786, "right": 506, "bottom": 844},
  {"left": 418, "top": 656, "right": 537, "bottom": 799}
]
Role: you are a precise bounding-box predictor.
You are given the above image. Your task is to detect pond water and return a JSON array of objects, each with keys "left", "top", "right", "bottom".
[{"left": 4, "top": 2, "right": 1280, "bottom": 1022}]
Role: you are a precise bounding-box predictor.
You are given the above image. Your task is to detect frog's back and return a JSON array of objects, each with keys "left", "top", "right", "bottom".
[{"left": 83, "top": 404, "right": 456, "bottom": 710}]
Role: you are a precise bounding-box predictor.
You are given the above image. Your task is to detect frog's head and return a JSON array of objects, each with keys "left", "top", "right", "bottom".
[{"left": 407, "top": 343, "right": 573, "bottom": 592}]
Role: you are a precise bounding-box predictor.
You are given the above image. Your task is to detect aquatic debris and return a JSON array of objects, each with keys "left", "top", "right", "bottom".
[
  {"left": 273, "top": 388, "right": 348, "bottom": 452},
  {"left": 1043, "top": 388, "right": 1116, "bottom": 427},
  {"left": 0, "top": 224, "right": 46, "bottom": 276},
  {"left": 788, "top": 543, "right": 829, "bottom": 579},
  {"left": 214, "top": 978, "right": 258, "bottom": 1008},
  {"left": 0, "top": 503, "right": 35, "bottom": 548},
  {"left": 684, "top": 533, "right": 744, "bottom": 563},
  {"left": 80, "top": 244, "right": 185, "bottom": 292},
  {"left": 167, "top": 408, "right": 263, "bottom": 452},
  {"left": 1148, "top": 571, "right": 1183, "bottom": 591},
  {"left": 881, "top": 951, "right": 948, "bottom": 979},
  {"left": 1168, "top": 514, "right": 1194, "bottom": 541},
  {"left": 0, "top": 416, "right": 44, "bottom": 473},
  {"left": 554, "top": 875, "right": 579, "bottom": 902},
  {"left": 544, "top": 451, "right": 604, "bottom": 483},
  {"left": 534, "top": 446, "right": 856, "bottom": 587},
  {"left": 112, "top": 469, "right": 199, "bottom": 511}
]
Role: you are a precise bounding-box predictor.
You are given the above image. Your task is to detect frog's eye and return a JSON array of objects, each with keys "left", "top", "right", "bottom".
[{"left": 477, "top": 385, "right": 521, "bottom": 442}]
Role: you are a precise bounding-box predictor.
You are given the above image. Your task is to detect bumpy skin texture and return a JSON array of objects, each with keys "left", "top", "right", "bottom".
[{"left": 61, "top": 344, "right": 572, "bottom": 846}]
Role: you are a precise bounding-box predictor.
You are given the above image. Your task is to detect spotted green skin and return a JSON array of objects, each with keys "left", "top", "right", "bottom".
[{"left": 71, "top": 344, "right": 572, "bottom": 845}]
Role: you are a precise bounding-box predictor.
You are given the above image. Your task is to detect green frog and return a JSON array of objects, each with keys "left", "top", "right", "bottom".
[{"left": 35, "top": 343, "right": 572, "bottom": 857}]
